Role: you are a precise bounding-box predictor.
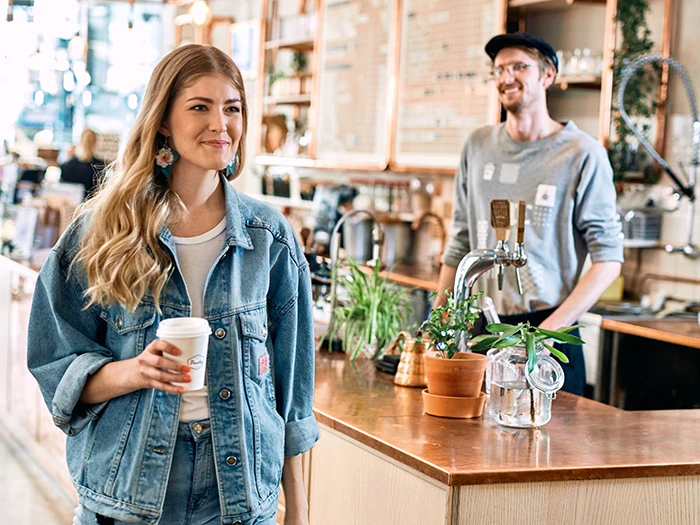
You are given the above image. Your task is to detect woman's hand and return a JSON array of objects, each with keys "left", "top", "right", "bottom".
[
  {"left": 79, "top": 340, "right": 190, "bottom": 404},
  {"left": 129, "top": 339, "right": 191, "bottom": 394}
]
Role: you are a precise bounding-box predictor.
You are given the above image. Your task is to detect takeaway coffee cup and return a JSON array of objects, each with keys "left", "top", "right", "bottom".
[{"left": 156, "top": 317, "right": 212, "bottom": 391}]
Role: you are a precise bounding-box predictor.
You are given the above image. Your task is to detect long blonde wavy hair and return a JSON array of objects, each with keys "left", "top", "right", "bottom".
[{"left": 75, "top": 45, "right": 248, "bottom": 312}]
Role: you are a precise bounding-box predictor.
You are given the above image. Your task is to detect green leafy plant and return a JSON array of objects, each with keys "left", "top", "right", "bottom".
[
  {"left": 610, "top": 0, "right": 660, "bottom": 182},
  {"left": 267, "top": 66, "right": 287, "bottom": 86},
  {"left": 471, "top": 322, "right": 584, "bottom": 373},
  {"left": 328, "top": 257, "right": 413, "bottom": 361},
  {"left": 291, "top": 51, "right": 308, "bottom": 74},
  {"left": 416, "top": 291, "right": 483, "bottom": 359}
]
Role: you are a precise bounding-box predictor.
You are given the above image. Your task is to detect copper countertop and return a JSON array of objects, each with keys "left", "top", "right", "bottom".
[
  {"left": 601, "top": 318, "right": 700, "bottom": 349},
  {"left": 313, "top": 352, "right": 700, "bottom": 486}
]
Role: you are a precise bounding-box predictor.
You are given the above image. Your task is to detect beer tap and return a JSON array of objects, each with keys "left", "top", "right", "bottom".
[{"left": 454, "top": 199, "right": 528, "bottom": 304}]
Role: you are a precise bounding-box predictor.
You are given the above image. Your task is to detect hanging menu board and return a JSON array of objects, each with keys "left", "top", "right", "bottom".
[
  {"left": 315, "top": 0, "right": 395, "bottom": 166},
  {"left": 394, "top": 0, "right": 501, "bottom": 169}
]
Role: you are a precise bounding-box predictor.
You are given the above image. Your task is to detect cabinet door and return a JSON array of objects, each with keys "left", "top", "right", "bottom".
[
  {"left": 314, "top": 0, "right": 397, "bottom": 168},
  {"left": 392, "top": 0, "right": 502, "bottom": 171},
  {"left": 0, "top": 269, "right": 11, "bottom": 412},
  {"left": 8, "top": 273, "right": 39, "bottom": 438}
]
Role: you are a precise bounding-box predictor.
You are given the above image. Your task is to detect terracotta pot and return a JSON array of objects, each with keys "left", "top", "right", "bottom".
[
  {"left": 422, "top": 389, "right": 486, "bottom": 419},
  {"left": 423, "top": 350, "right": 487, "bottom": 398}
]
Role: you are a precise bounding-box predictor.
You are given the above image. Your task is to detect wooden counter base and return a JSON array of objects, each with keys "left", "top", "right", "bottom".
[
  {"left": 312, "top": 353, "right": 700, "bottom": 487},
  {"left": 310, "top": 353, "right": 700, "bottom": 524},
  {"left": 309, "top": 425, "right": 700, "bottom": 525}
]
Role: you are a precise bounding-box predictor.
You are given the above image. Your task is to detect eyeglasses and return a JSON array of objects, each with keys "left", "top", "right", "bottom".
[{"left": 489, "top": 62, "right": 533, "bottom": 80}]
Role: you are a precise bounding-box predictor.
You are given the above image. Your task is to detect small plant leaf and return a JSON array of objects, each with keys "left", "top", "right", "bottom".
[
  {"left": 484, "top": 323, "right": 518, "bottom": 334},
  {"left": 525, "top": 331, "right": 536, "bottom": 374},
  {"left": 494, "top": 323, "right": 523, "bottom": 342},
  {"left": 470, "top": 335, "right": 500, "bottom": 351},
  {"left": 536, "top": 327, "right": 585, "bottom": 345},
  {"left": 541, "top": 342, "right": 570, "bottom": 364},
  {"left": 554, "top": 324, "right": 585, "bottom": 334},
  {"left": 492, "top": 336, "right": 520, "bottom": 349}
]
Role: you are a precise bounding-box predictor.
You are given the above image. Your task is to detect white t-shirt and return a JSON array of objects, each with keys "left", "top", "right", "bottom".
[{"left": 171, "top": 217, "right": 226, "bottom": 422}]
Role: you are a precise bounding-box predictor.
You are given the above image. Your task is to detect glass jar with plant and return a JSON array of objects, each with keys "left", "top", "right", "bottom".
[
  {"left": 327, "top": 257, "right": 413, "bottom": 361},
  {"left": 471, "top": 322, "right": 584, "bottom": 428}
]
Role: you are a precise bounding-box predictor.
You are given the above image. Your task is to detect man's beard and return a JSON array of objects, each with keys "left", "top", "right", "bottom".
[{"left": 502, "top": 99, "right": 525, "bottom": 115}]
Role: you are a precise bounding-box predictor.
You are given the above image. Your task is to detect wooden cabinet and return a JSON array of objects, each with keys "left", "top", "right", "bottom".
[
  {"left": 506, "top": 0, "right": 617, "bottom": 144},
  {"left": 0, "top": 257, "right": 73, "bottom": 499},
  {"left": 255, "top": 0, "right": 505, "bottom": 174}
]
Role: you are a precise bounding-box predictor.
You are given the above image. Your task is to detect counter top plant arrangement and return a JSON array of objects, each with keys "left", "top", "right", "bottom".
[
  {"left": 327, "top": 257, "right": 413, "bottom": 361},
  {"left": 471, "top": 322, "right": 585, "bottom": 428},
  {"left": 416, "top": 291, "right": 488, "bottom": 419}
]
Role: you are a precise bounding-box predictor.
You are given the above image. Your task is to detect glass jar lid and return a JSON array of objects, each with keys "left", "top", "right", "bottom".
[{"left": 525, "top": 354, "right": 565, "bottom": 394}]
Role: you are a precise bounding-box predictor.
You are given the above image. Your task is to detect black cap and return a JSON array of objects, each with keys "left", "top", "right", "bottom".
[{"left": 485, "top": 33, "right": 558, "bottom": 73}]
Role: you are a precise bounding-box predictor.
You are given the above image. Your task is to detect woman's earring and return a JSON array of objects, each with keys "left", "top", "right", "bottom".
[
  {"left": 224, "top": 152, "right": 238, "bottom": 179},
  {"left": 154, "top": 140, "right": 179, "bottom": 179}
]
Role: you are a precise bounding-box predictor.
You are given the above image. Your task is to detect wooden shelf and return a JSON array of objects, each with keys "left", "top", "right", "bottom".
[
  {"left": 252, "top": 193, "right": 315, "bottom": 210},
  {"left": 264, "top": 94, "right": 312, "bottom": 106},
  {"left": 623, "top": 239, "right": 663, "bottom": 249},
  {"left": 509, "top": 0, "right": 606, "bottom": 11},
  {"left": 265, "top": 37, "right": 314, "bottom": 52},
  {"left": 255, "top": 155, "right": 316, "bottom": 168},
  {"left": 554, "top": 75, "right": 602, "bottom": 90}
]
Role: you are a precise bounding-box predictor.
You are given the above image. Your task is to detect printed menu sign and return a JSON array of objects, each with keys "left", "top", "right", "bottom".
[
  {"left": 394, "top": 0, "right": 500, "bottom": 169},
  {"left": 315, "top": 0, "right": 395, "bottom": 165}
]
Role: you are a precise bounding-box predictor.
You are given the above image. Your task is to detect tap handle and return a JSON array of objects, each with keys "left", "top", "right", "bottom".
[
  {"left": 517, "top": 200, "right": 526, "bottom": 245},
  {"left": 515, "top": 267, "right": 523, "bottom": 295},
  {"left": 490, "top": 199, "right": 511, "bottom": 242}
]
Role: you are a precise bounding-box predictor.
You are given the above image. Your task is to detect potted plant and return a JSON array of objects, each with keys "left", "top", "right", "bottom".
[
  {"left": 471, "top": 322, "right": 584, "bottom": 428},
  {"left": 416, "top": 291, "right": 488, "bottom": 418},
  {"left": 328, "top": 257, "right": 413, "bottom": 361}
]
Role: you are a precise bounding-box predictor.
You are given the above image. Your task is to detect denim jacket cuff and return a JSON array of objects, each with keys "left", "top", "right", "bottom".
[
  {"left": 284, "top": 414, "right": 320, "bottom": 457},
  {"left": 52, "top": 352, "right": 114, "bottom": 436}
]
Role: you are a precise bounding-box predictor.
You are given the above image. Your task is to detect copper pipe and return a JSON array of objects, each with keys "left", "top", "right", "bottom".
[
  {"left": 308, "top": 0, "right": 323, "bottom": 159},
  {"left": 411, "top": 212, "right": 446, "bottom": 269},
  {"left": 598, "top": 0, "right": 617, "bottom": 146},
  {"left": 653, "top": 0, "right": 676, "bottom": 164}
]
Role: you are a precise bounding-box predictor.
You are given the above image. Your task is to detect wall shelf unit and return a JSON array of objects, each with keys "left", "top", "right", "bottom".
[
  {"left": 506, "top": 0, "right": 616, "bottom": 144},
  {"left": 554, "top": 75, "right": 602, "bottom": 90},
  {"left": 254, "top": 0, "right": 506, "bottom": 175},
  {"left": 264, "top": 94, "right": 312, "bottom": 105},
  {"left": 509, "top": 0, "right": 605, "bottom": 11},
  {"left": 264, "top": 37, "right": 315, "bottom": 51}
]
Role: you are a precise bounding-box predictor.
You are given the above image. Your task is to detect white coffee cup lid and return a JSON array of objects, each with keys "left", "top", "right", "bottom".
[{"left": 156, "top": 317, "right": 212, "bottom": 338}]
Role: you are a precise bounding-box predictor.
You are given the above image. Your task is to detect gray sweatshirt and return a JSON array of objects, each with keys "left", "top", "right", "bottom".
[{"left": 442, "top": 121, "right": 624, "bottom": 315}]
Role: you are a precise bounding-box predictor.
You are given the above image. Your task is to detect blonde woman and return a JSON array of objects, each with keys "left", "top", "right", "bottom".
[{"left": 28, "top": 45, "right": 318, "bottom": 525}]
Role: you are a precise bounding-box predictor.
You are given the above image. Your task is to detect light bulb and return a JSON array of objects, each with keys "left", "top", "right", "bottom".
[{"left": 188, "top": 1, "right": 212, "bottom": 27}]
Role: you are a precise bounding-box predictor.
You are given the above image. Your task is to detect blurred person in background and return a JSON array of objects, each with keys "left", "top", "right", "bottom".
[{"left": 60, "top": 128, "right": 105, "bottom": 199}]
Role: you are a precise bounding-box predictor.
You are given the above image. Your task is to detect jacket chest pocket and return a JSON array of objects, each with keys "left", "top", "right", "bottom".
[
  {"left": 101, "top": 303, "right": 157, "bottom": 359},
  {"left": 239, "top": 308, "right": 275, "bottom": 406}
]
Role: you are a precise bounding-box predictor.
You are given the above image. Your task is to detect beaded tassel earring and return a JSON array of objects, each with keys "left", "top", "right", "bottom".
[
  {"left": 154, "top": 138, "right": 179, "bottom": 179},
  {"left": 224, "top": 152, "right": 238, "bottom": 179}
]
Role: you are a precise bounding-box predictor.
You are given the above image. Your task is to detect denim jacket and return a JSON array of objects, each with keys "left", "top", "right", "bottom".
[{"left": 27, "top": 178, "right": 320, "bottom": 524}]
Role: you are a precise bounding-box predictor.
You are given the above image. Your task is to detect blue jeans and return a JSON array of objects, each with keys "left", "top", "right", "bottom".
[{"left": 74, "top": 420, "right": 278, "bottom": 525}]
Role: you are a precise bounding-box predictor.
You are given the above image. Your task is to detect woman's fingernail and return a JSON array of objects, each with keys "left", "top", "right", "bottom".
[
  {"left": 181, "top": 365, "right": 190, "bottom": 372},
  {"left": 183, "top": 375, "right": 191, "bottom": 382},
  {"left": 178, "top": 387, "right": 185, "bottom": 394},
  {"left": 172, "top": 348, "right": 180, "bottom": 355}
]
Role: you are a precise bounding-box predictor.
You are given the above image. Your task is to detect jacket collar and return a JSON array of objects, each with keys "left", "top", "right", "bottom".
[{"left": 159, "top": 173, "right": 253, "bottom": 250}]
